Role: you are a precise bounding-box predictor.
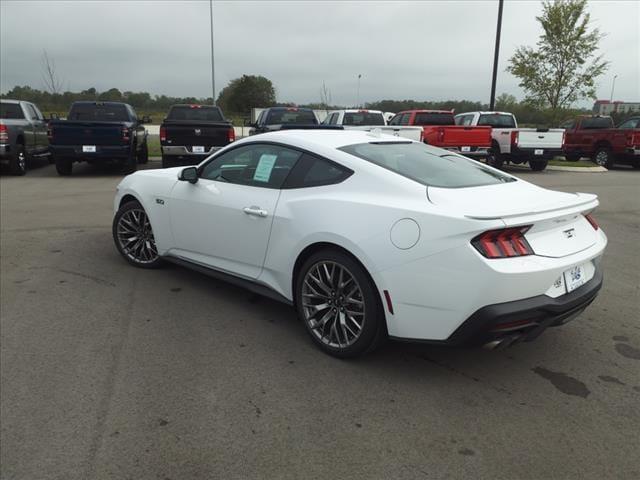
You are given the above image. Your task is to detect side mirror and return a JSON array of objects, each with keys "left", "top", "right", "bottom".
[{"left": 178, "top": 166, "right": 198, "bottom": 184}]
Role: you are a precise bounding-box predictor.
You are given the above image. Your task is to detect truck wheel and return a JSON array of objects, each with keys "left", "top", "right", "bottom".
[
  {"left": 55, "top": 157, "right": 72, "bottom": 176},
  {"left": 632, "top": 160, "right": 640, "bottom": 170},
  {"left": 123, "top": 151, "right": 137, "bottom": 174},
  {"left": 10, "top": 144, "right": 27, "bottom": 176},
  {"left": 564, "top": 153, "right": 581, "bottom": 162},
  {"left": 138, "top": 142, "right": 149, "bottom": 164},
  {"left": 593, "top": 148, "right": 613, "bottom": 168},
  {"left": 486, "top": 150, "right": 504, "bottom": 169},
  {"left": 529, "top": 160, "right": 548, "bottom": 171},
  {"left": 161, "top": 155, "right": 173, "bottom": 168}
]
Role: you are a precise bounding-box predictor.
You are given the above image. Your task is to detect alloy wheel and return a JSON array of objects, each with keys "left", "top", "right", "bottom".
[
  {"left": 116, "top": 208, "right": 158, "bottom": 264},
  {"left": 17, "top": 150, "right": 26, "bottom": 172},
  {"left": 595, "top": 150, "right": 609, "bottom": 166},
  {"left": 301, "top": 261, "right": 366, "bottom": 348}
]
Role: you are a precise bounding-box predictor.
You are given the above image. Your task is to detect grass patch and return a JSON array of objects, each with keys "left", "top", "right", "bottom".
[
  {"left": 147, "top": 135, "right": 161, "bottom": 157},
  {"left": 548, "top": 158, "right": 597, "bottom": 168}
]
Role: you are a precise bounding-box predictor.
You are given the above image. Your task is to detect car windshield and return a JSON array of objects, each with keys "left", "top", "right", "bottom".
[
  {"left": 413, "top": 113, "right": 455, "bottom": 125},
  {"left": 266, "top": 109, "right": 317, "bottom": 125},
  {"left": 478, "top": 114, "right": 516, "bottom": 128},
  {"left": 68, "top": 104, "right": 129, "bottom": 121},
  {"left": 340, "top": 142, "right": 516, "bottom": 188},
  {"left": 167, "top": 106, "right": 223, "bottom": 121},
  {"left": 343, "top": 112, "right": 385, "bottom": 126},
  {"left": 0, "top": 103, "right": 24, "bottom": 119}
]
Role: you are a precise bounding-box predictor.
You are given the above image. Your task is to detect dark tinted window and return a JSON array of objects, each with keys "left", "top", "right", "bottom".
[
  {"left": 340, "top": 142, "right": 516, "bottom": 188},
  {"left": 343, "top": 112, "right": 385, "bottom": 126},
  {"left": 0, "top": 103, "right": 24, "bottom": 119},
  {"left": 167, "top": 106, "right": 223, "bottom": 121},
  {"left": 478, "top": 114, "right": 516, "bottom": 128},
  {"left": 68, "top": 103, "right": 129, "bottom": 121},
  {"left": 266, "top": 109, "right": 317, "bottom": 125},
  {"left": 580, "top": 117, "right": 613, "bottom": 129},
  {"left": 200, "top": 143, "right": 302, "bottom": 188},
  {"left": 561, "top": 119, "right": 576, "bottom": 129},
  {"left": 618, "top": 118, "right": 639, "bottom": 129},
  {"left": 413, "top": 113, "right": 455, "bottom": 125},
  {"left": 398, "top": 114, "right": 410, "bottom": 126},
  {"left": 284, "top": 153, "right": 352, "bottom": 188},
  {"left": 388, "top": 114, "right": 400, "bottom": 125}
]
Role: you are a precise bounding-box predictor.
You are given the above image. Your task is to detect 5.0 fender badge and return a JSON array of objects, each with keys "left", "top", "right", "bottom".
[{"left": 156, "top": 198, "right": 165, "bottom": 205}]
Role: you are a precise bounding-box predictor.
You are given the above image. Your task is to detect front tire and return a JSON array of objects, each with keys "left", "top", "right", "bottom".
[
  {"left": 55, "top": 157, "right": 72, "bottom": 176},
  {"left": 564, "top": 153, "right": 581, "bottom": 162},
  {"left": 529, "top": 160, "right": 548, "bottom": 171},
  {"left": 138, "top": 142, "right": 149, "bottom": 164},
  {"left": 10, "top": 144, "right": 27, "bottom": 175},
  {"left": 123, "top": 149, "right": 137, "bottom": 174},
  {"left": 486, "top": 149, "right": 504, "bottom": 169},
  {"left": 161, "top": 155, "right": 173, "bottom": 168},
  {"left": 593, "top": 148, "right": 613, "bottom": 168},
  {"left": 112, "top": 200, "right": 163, "bottom": 269},
  {"left": 295, "top": 249, "right": 385, "bottom": 358}
]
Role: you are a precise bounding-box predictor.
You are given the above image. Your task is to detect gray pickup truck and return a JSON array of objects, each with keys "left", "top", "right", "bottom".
[{"left": 0, "top": 99, "right": 51, "bottom": 175}]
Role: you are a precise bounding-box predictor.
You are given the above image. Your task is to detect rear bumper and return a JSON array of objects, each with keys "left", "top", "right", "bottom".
[
  {"left": 442, "top": 146, "right": 490, "bottom": 158},
  {"left": 444, "top": 268, "right": 603, "bottom": 347},
  {"left": 510, "top": 147, "right": 563, "bottom": 161},
  {"left": 51, "top": 145, "right": 131, "bottom": 162},
  {"left": 161, "top": 145, "right": 223, "bottom": 156}
]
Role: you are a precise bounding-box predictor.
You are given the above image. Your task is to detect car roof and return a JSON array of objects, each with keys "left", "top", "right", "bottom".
[
  {"left": 0, "top": 99, "right": 21, "bottom": 104},
  {"left": 266, "top": 106, "right": 314, "bottom": 111},
  {"left": 72, "top": 101, "right": 129, "bottom": 106},
  {"left": 397, "top": 110, "right": 453, "bottom": 114},
  {"left": 458, "top": 111, "right": 513, "bottom": 116},
  {"left": 238, "top": 129, "right": 414, "bottom": 149}
]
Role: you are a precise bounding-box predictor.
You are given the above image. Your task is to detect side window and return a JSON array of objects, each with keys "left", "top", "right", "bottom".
[
  {"left": 25, "top": 104, "right": 39, "bottom": 120},
  {"left": 329, "top": 113, "right": 338, "bottom": 125},
  {"left": 32, "top": 104, "right": 45, "bottom": 120},
  {"left": 200, "top": 143, "right": 302, "bottom": 189},
  {"left": 618, "top": 119, "right": 638, "bottom": 129},
  {"left": 561, "top": 119, "right": 576, "bottom": 129},
  {"left": 388, "top": 114, "right": 400, "bottom": 126},
  {"left": 256, "top": 111, "right": 265, "bottom": 125},
  {"left": 399, "top": 113, "right": 410, "bottom": 125},
  {"left": 128, "top": 105, "right": 138, "bottom": 122},
  {"left": 283, "top": 153, "right": 353, "bottom": 188}
]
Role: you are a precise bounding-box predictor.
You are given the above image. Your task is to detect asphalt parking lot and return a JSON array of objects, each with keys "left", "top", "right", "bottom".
[{"left": 1, "top": 159, "right": 639, "bottom": 480}]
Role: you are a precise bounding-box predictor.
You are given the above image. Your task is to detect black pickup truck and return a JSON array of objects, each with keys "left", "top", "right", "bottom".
[
  {"left": 49, "top": 101, "right": 150, "bottom": 175},
  {"left": 160, "top": 104, "right": 235, "bottom": 168},
  {"left": 247, "top": 107, "right": 321, "bottom": 135}
]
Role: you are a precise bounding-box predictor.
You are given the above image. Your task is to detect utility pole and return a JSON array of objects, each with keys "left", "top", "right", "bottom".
[
  {"left": 356, "top": 74, "right": 362, "bottom": 108},
  {"left": 489, "top": 0, "right": 504, "bottom": 110},
  {"left": 214, "top": 0, "right": 216, "bottom": 105},
  {"left": 609, "top": 74, "right": 618, "bottom": 102}
]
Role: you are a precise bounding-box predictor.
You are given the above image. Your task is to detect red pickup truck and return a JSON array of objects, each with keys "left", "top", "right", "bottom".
[
  {"left": 388, "top": 110, "right": 491, "bottom": 158},
  {"left": 562, "top": 115, "right": 640, "bottom": 168}
]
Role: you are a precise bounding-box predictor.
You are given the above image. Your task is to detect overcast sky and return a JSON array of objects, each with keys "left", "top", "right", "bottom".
[{"left": 1, "top": 0, "right": 638, "bottom": 107}]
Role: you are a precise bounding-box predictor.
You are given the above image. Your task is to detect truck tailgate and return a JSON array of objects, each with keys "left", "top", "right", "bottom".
[
  {"left": 163, "top": 122, "right": 231, "bottom": 147},
  {"left": 51, "top": 122, "right": 124, "bottom": 146},
  {"left": 517, "top": 129, "right": 564, "bottom": 149},
  {"left": 440, "top": 126, "right": 491, "bottom": 147}
]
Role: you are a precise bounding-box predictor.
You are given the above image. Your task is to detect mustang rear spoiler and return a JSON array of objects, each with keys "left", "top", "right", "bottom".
[{"left": 278, "top": 124, "right": 344, "bottom": 131}]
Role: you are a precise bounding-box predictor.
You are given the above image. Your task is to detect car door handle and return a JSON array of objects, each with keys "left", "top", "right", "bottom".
[{"left": 243, "top": 206, "right": 268, "bottom": 217}]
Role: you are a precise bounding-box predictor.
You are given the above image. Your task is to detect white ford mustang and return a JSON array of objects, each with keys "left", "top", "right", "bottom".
[{"left": 113, "top": 130, "right": 607, "bottom": 357}]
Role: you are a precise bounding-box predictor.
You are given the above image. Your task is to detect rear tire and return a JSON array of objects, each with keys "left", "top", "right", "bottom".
[
  {"left": 55, "top": 157, "right": 72, "bottom": 176},
  {"left": 564, "top": 153, "right": 581, "bottom": 162},
  {"left": 123, "top": 150, "right": 137, "bottom": 174},
  {"left": 486, "top": 149, "right": 504, "bottom": 169},
  {"left": 593, "top": 148, "right": 613, "bottom": 169},
  {"left": 161, "top": 155, "right": 173, "bottom": 168},
  {"left": 112, "top": 200, "right": 163, "bottom": 269},
  {"left": 632, "top": 159, "right": 640, "bottom": 170},
  {"left": 138, "top": 142, "right": 149, "bottom": 164},
  {"left": 295, "top": 249, "right": 386, "bottom": 358},
  {"left": 529, "top": 160, "right": 548, "bottom": 171},
  {"left": 9, "top": 144, "right": 27, "bottom": 176}
]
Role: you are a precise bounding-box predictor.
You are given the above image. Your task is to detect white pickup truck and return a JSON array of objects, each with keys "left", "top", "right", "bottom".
[
  {"left": 323, "top": 109, "right": 423, "bottom": 142},
  {"left": 455, "top": 111, "right": 564, "bottom": 171}
]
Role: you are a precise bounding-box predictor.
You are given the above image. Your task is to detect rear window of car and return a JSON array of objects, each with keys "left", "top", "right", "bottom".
[
  {"left": 339, "top": 142, "right": 516, "bottom": 188},
  {"left": 0, "top": 103, "right": 24, "bottom": 119},
  {"left": 266, "top": 109, "right": 318, "bottom": 125},
  {"left": 343, "top": 112, "right": 385, "bottom": 126},
  {"left": 68, "top": 104, "right": 129, "bottom": 122},
  {"left": 413, "top": 113, "right": 455, "bottom": 125},
  {"left": 167, "top": 106, "right": 224, "bottom": 121},
  {"left": 478, "top": 114, "right": 516, "bottom": 128},
  {"left": 580, "top": 117, "right": 614, "bottom": 129}
]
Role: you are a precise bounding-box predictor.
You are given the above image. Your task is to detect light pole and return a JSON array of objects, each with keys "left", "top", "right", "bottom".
[
  {"left": 214, "top": 0, "right": 216, "bottom": 105},
  {"left": 356, "top": 74, "right": 362, "bottom": 108},
  {"left": 609, "top": 74, "right": 618, "bottom": 102},
  {"left": 489, "top": 0, "right": 504, "bottom": 110}
]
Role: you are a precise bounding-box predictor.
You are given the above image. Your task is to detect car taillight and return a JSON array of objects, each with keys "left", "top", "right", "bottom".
[
  {"left": 584, "top": 213, "right": 599, "bottom": 230},
  {"left": 562, "top": 130, "right": 566, "bottom": 146},
  {"left": 160, "top": 126, "right": 166, "bottom": 142},
  {"left": 437, "top": 127, "right": 445, "bottom": 143},
  {"left": 0, "top": 123, "right": 8, "bottom": 143},
  {"left": 122, "top": 127, "right": 130, "bottom": 143},
  {"left": 227, "top": 127, "right": 235, "bottom": 143},
  {"left": 472, "top": 226, "right": 534, "bottom": 258},
  {"left": 510, "top": 131, "right": 519, "bottom": 146}
]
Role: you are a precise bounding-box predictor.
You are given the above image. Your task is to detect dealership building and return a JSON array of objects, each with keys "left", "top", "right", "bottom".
[{"left": 592, "top": 100, "right": 640, "bottom": 115}]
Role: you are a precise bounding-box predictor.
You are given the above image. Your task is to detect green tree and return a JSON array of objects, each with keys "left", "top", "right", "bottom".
[
  {"left": 507, "top": 0, "right": 608, "bottom": 118},
  {"left": 216, "top": 75, "right": 276, "bottom": 115}
]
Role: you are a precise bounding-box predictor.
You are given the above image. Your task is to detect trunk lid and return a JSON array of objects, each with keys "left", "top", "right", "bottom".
[{"left": 428, "top": 181, "right": 600, "bottom": 258}]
